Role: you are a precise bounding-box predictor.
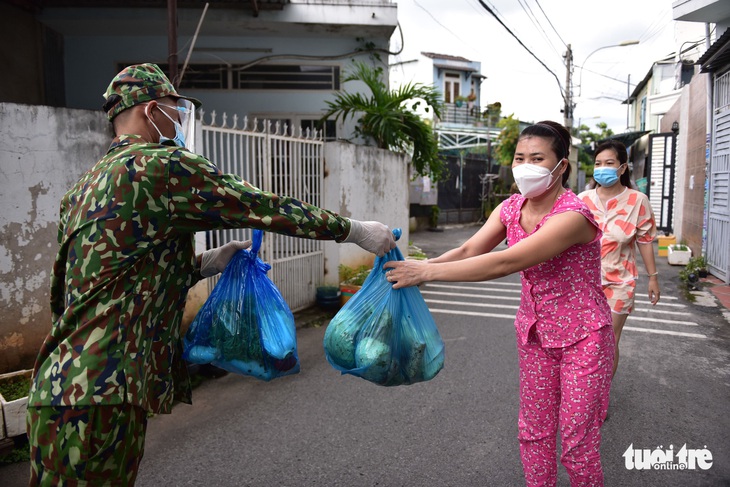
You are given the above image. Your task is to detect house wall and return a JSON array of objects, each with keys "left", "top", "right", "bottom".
[
  {"left": 7, "top": 1, "right": 395, "bottom": 144},
  {"left": 59, "top": 34, "right": 380, "bottom": 141},
  {"left": 322, "top": 142, "right": 410, "bottom": 286},
  {"left": 629, "top": 83, "right": 650, "bottom": 132},
  {"left": 389, "top": 57, "right": 440, "bottom": 120},
  {"left": 659, "top": 73, "right": 708, "bottom": 256},
  {"left": 0, "top": 103, "right": 112, "bottom": 373},
  {"left": 62, "top": 35, "right": 371, "bottom": 113}
]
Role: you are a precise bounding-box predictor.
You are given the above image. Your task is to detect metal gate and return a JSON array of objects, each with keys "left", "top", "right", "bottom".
[
  {"left": 708, "top": 70, "right": 730, "bottom": 283},
  {"left": 198, "top": 112, "right": 325, "bottom": 311},
  {"left": 647, "top": 132, "right": 677, "bottom": 233}
]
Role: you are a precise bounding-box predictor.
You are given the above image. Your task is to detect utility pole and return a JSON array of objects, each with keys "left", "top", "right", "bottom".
[
  {"left": 563, "top": 44, "right": 573, "bottom": 132},
  {"left": 626, "top": 73, "right": 631, "bottom": 130},
  {"left": 167, "top": 0, "right": 179, "bottom": 86}
]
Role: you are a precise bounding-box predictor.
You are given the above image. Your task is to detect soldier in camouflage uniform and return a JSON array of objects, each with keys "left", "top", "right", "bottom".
[{"left": 26, "top": 63, "right": 395, "bottom": 486}]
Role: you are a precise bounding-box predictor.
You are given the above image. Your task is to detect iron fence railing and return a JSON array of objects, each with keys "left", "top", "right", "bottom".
[{"left": 199, "top": 111, "right": 325, "bottom": 311}]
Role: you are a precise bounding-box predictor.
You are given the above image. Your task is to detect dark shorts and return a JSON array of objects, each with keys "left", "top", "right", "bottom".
[{"left": 27, "top": 404, "right": 148, "bottom": 486}]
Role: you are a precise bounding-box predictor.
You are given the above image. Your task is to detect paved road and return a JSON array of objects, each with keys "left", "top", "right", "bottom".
[{"left": 3, "top": 224, "right": 729, "bottom": 486}]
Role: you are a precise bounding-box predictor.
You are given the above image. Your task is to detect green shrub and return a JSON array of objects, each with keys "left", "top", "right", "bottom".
[
  {"left": 0, "top": 375, "right": 31, "bottom": 402},
  {"left": 339, "top": 264, "right": 372, "bottom": 286},
  {"left": 679, "top": 255, "right": 708, "bottom": 284}
]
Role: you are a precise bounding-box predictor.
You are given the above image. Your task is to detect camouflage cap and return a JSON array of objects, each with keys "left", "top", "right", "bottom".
[{"left": 102, "top": 63, "right": 202, "bottom": 120}]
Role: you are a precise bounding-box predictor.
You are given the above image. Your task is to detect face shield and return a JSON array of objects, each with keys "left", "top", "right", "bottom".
[
  {"left": 155, "top": 98, "right": 196, "bottom": 151},
  {"left": 174, "top": 98, "right": 196, "bottom": 152}
]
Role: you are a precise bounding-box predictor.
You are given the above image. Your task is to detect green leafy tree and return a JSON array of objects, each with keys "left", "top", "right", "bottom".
[
  {"left": 575, "top": 122, "right": 614, "bottom": 175},
  {"left": 496, "top": 114, "right": 521, "bottom": 166},
  {"left": 321, "top": 61, "right": 446, "bottom": 181},
  {"left": 483, "top": 102, "right": 502, "bottom": 128}
]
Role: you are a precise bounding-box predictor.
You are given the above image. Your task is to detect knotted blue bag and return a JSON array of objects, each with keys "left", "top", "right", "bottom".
[
  {"left": 323, "top": 228, "right": 445, "bottom": 386},
  {"left": 183, "top": 229, "right": 299, "bottom": 381}
]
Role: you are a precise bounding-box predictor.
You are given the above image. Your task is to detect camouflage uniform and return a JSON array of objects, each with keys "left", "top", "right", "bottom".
[
  {"left": 27, "top": 403, "right": 147, "bottom": 486},
  {"left": 27, "top": 64, "right": 350, "bottom": 485}
]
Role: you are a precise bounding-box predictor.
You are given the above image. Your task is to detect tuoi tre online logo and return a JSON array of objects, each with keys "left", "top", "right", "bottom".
[{"left": 623, "top": 444, "right": 713, "bottom": 470}]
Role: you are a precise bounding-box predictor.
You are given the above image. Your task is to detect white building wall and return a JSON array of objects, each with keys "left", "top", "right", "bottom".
[
  {"left": 323, "top": 142, "right": 410, "bottom": 286},
  {"left": 62, "top": 34, "right": 381, "bottom": 142},
  {"left": 389, "top": 56, "right": 439, "bottom": 120},
  {"left": 0, "top": 103, "right": 112, "bottom": 373}
]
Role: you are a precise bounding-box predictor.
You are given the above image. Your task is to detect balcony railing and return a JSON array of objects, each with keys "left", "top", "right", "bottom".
[{"left": 438, "top": 103, "right": 492, "bottom": 127}]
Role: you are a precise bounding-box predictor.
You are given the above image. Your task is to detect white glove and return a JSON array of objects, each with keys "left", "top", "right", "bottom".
[
  {"left": 343, "top": 219, "right": 396, "bottom": 256},
  {"left": 200, "top": 240, "right": 252, "bottom": 277}
]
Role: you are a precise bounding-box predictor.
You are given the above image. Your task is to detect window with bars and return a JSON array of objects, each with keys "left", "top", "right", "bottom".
[
  {"left": 123, "top": 63, "right": 340, "bottom": 91},
  {"left": 235, "top": 65, "right": 340, "bottom": 91}
]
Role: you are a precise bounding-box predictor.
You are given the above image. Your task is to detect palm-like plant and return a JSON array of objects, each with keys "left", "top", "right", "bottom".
[{"left": 321, "top": 61, "right": 446, "bottom": 181}]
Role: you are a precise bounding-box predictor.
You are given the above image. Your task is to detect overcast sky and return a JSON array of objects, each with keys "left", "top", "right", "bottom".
[{"left": 389, "top": 0, "right": 695, "bottom": 134}]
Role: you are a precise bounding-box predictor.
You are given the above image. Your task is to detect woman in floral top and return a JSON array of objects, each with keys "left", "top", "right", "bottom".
[
  {"left": 385, "top": 121, "right": 614, "bottom": 486},
  {"left": 579, "top": 140, "right": 660, "bottom": 377}
]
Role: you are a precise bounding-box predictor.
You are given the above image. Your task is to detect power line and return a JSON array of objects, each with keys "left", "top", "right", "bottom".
[
  {"left": 413, "top": 0, "right": 475, "bottom": 55},
  {"left": 532, "top": 0, "right": 567, "bottom": 48},
  {"left": 643, "top": 19, "right": 672, "bottom": 45},
  {"left": 515, "top": 0, "right": 562, "bottom": 60},
  {"left": 639, "top": 8, "right": 671, "bottom": 43},
  {"left": 578, "top": 66, "right": 636, "bottom": 86},
  {"left": 464, "top": 0, "right": 488, "bottom": 18},
  {"left": 475, "top": 0, "right": 565, "bottom": 101}
]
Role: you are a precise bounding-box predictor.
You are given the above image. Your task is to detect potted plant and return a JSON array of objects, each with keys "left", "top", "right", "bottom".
[
  {"left": 667, "top": 243, "right": 692, "bottom": 266},
  {"left": 407, "top": 241, "right": 428, "bottom": 261},
  {"left": 680, "top": 256, "right": 709, "bottom": 284},
  {"left": 454, "top": 95, "right": 468, "bottom": 108},
  {"left": 0, "top": 369, "right": 32, "bottom": 439},
  {"left": 338, "top": 264, "right": 372, "bottom": 306}
]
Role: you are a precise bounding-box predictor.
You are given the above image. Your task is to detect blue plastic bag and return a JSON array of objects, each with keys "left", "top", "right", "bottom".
[
  {"left": 323, "top": 228, "right": 445, "bottom": 386},
  {"left": 183, "top": 230, "right": 299, "bottom": 381}
]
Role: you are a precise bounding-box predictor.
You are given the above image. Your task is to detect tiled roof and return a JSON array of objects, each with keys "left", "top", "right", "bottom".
[{"left": 421, "top": 52, "right": 473, "bottom": 63}]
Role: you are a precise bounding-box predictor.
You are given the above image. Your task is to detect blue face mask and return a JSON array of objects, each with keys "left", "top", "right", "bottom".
[
  {"left": 593, "top": 166, "right": 621, "bottom": 187},
  {"left": 161, "top": 119, "right": 186, "bottom": 148},
  {"left": 147, "top": 104, "right": 187, "bottom": 148}
]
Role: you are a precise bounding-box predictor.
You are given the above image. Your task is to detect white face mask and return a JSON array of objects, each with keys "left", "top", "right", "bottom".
[{"left": 512, "top": 160, "right": 563, "bottom": 198}]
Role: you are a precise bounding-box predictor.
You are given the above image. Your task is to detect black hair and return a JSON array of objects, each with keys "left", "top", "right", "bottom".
[
  {"left": 518, "top": 120, "right": 572, "bottom": 186},
  {"left": 594, "top": 140, "right": 631, "bottom": 188}
]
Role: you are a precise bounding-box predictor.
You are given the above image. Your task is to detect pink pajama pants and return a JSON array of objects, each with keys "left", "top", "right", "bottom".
[{"left": 517, "top": 325, "right": 614, "bottom": 487}]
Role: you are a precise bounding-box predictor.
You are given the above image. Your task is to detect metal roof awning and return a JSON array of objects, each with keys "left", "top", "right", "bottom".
[
  {"left": 582, "top": 130, "right": 652, "bottom": 155},
  {"left": 604, "top": 130, "right": 652, "bottom": 148},
  {"left": 699, "top": 28, "right": 730, "bottom": 73}
]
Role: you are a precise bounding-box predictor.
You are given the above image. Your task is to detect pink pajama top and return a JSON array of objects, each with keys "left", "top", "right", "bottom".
[{"left": 500, "top": 191, "right": 612, "bottom": 348}]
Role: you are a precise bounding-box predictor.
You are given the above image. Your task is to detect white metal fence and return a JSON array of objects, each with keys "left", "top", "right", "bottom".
[
  {"left": 708, "top": 71, "right": 730, "bottom": 283},
  {"left": 198, "top": 111, "right": 326, "bottom": 311}
]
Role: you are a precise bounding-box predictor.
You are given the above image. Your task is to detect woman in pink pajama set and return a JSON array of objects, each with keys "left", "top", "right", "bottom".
[{"left": 385, "top": 120, "right": 614, "bottom": 486}]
